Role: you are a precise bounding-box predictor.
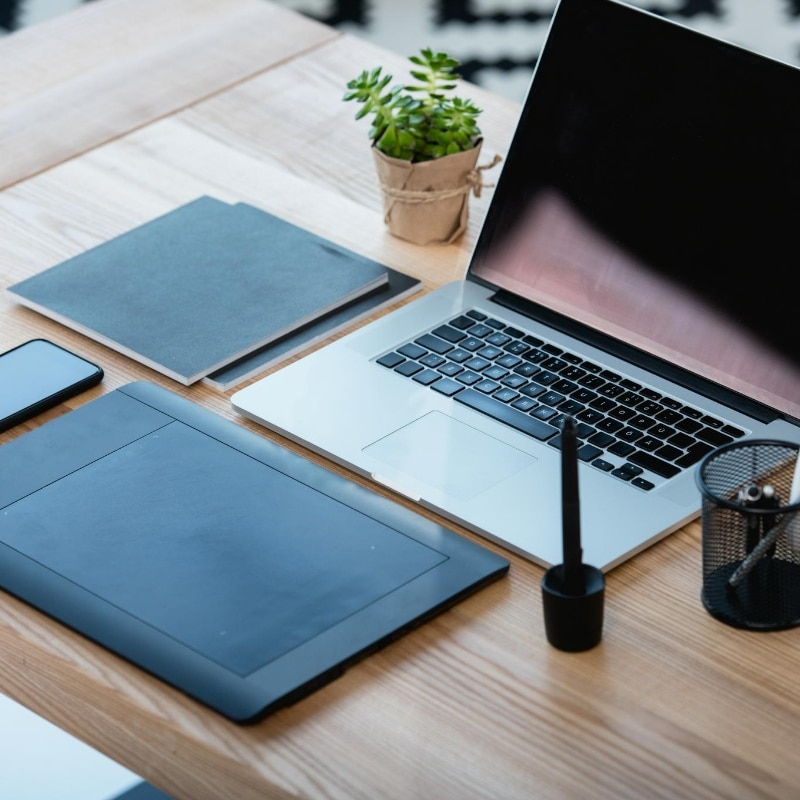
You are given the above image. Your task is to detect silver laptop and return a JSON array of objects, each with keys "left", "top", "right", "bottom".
[{"left": 233, "top": 0, "right": 800, "bottom": 571}]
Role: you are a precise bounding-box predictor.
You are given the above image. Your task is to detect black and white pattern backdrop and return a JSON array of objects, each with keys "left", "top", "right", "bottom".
[{"left": 4, "top": 0, "right": 800, "bottom": 101}]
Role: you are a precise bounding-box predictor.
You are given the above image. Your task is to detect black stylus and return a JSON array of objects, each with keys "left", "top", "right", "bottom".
[{"left": 561, "top": 416, "right": 585, "bottom": 595}]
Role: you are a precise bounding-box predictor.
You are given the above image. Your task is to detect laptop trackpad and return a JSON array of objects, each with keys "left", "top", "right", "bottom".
[{"left": 363, "top": 411, "right": 536, "bottom": 501}]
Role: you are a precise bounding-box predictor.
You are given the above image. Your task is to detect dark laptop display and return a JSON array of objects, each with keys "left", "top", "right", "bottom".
[{"left": 470, "top": 0, "right": 800, "bottom": 420}]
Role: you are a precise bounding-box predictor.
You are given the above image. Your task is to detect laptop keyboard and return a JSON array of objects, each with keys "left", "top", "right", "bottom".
[{"left": 375, "top": 309, "right": 747, "bottom": 491}]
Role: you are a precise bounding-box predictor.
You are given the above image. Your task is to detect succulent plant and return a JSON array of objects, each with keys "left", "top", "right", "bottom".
[{"left": 344, "top": 48, "right": 483, "bottom": 163}]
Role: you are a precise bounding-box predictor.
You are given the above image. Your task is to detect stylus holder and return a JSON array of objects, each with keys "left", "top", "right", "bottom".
[{"left": 696, "top": 440, "right": 800, "bottom": 630}]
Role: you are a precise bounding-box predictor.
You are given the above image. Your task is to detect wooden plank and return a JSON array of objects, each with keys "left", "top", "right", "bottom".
[{"left": 0, "top": 0, "right": 338, "bottom": 188}]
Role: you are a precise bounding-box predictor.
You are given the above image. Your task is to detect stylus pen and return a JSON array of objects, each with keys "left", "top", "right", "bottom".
[
  {"left": 561, "top": 416, "right": 585, "bottom": 595},
  {"left": 728, "top": 452, "right": 800, "bottom": 588}
]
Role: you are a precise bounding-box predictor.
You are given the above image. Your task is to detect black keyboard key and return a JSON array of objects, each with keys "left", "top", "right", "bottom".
[
  {"left": 696, "top": 427, "right": 734, "bottom": 447},
  {"left": 466, "top": 309, "right": 487, "bottom": 321},
  {"left": 654, "top": 444, "right": 682, "bottom": 462},
  {"left": 578, "top": 443, "right": 604, "bottom": 462},
  {"left": 588, "top": 431, "right": 616, "bottom": 448},
  {"left": 433, "top": 325, "right": 467, "bottom": 343},
  {"left": 532, "top": 405, "right": 559, "bottom": 421},
  {"left": 619, "top": 378, "right": 642, "bottom": 391},
  {"left": 593, "top": 458, "right": 614, "bottom": 472},
  {"left": 636, "top": 435, "right": 662, "bottom": 452},
  {"left": 676, "top": 417, "right": 703, "bottom": 434},
  {"left": 447, "top": 348, "right": 472, "bottom": 363},
  {"left": 616, "top": 427, "right": 644, "bottom": 443},
  {"left": 477, "top": 345, "right": 504, "bottom": 360},
  {"left": 540, "top": 390, "right": 566, "bottom": 406},
  {"left": 413, "top": 369, "right": 441, "bottom": 385},
  {"left": 416, "top": 333, "right": 453, "bottom": 354},
  {"left": 627, "top": 450, "right": 680, "bottom": 478},
  {"left": 578, "top": 408, "right": 604, "bottom": 425},
  {"left": 449, "top": 315, "right": 475, "bottom": 330},
  {"left": 598, "top": 383, "right": 625, "bottom": 399},
  {"left": 632, "top": 477, "right": 655, "bottom": 491},
  {"left": 675, "top": 442, "right": 714, "bottom": 467},
  {"left": 460, "top": 337, "right": 484, "bottom": 351},
  {"left": 398, "top": 342, "right": 427, "bottom": 359},
  {"left": 640, "top": 388, "right": 662, "bottom": 401},
  {"left": 505, "top": 340, "right": 531, "bottom": 356},
  {"left": 454, "top": 388, "right": 559, "bottom": 441},
  {"left": 597, "top": 417, "right": 624, "bottom": 433},
  {"left": 608, "top": 406, "right": 636, "bottom": 421},
  {"left": 542, "top": 356, "right": 568, "bottom": 372},
  {"left": 722, "top": 424, "right": 746, "bottom": 438},
  {"left": 497, "top": 354, "right": 522, "bottom": 369},
  {"left": 511, "top": 396, "right": 538, "bottom": 412},
  {"left": 656, "top": 408, "right": 682, "bottom": 425},
  {"left": 475, "top": 379, "right": 500, "bottom": 394},
  {"left": 395, "top": 360, "right": 423, "bottom": 376},
  {"left": 431, "top": 377, "right": 463, "bottom": 396},
  {"left": 493, "top": 388, "right": 519, "bottom": 403},
  {"left": 420, "top": 353, "right": 445, "bottom": 368},
  {"left": 559, "top": 399, "right": 585, "bottom": 415},
  {"left": 487, "top": 332, "right": 512, "bottom": 347},
  {"left": 457, "top": 370, "right": 482, "bottom": 386},
  {"left": 637, "top": 401, "right": 663, "bottom": 417},
  {"left": 438, "top": 362, "right": 463, "bottom": 377},
  {"left": 700, "top": 414, "right": 723, "bottom": 428},
  {"left": 515, "top": 363, "right": 541, "bottom": 378},
  {"left": 668, "top": 431, "right": 695, "bottom": 448},
  {"left": 599, "top": 369, "right": 621, "bottom": 382},
  {"left": 467, "top": 323, "right": 494, "bottom": 338},
  {"left": 541, "top": 343, "right": 563, "bottom": 355},
  {"left": 535, "top": 370, "right": 560, "bottom": 386},
  {"left": 502, "top": 374, "right": 527, "bottom": 389},
  {"left": 465, "top": 356, "right": 491, "bottom": 371},
  {"left": 520, "top": 381, "right": 547, "bottom": 399},
  {"left": 377, "top": 352, "right": 405, "bottom": 368},
  {"left": 649, "top": 423, "right": 675, "bottom": 439},
  {"left": 609, "top": 441, "right": 635, "bottom": 457}
]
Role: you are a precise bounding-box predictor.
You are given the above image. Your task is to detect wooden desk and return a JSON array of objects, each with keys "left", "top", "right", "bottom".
[{"left": 1, "top": 2, "right": 798, "bottom": 798}]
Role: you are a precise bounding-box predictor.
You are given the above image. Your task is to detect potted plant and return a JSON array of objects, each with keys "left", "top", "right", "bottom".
[{"left": 344, "top": 48, "right": 501, "bottom": 245}]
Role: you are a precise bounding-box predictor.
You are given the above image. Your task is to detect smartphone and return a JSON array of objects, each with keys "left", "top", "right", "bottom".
[{"left": 0, "top": 339, "right": 103, "bottom": 433}]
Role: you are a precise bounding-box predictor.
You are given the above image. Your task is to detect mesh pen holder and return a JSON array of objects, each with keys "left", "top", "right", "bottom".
[{"left": 696, "top": 439, "right": 800, "bottom": 630}]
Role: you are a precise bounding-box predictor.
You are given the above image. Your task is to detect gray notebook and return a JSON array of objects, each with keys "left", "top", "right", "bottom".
[{"left": 7, "top": 197, "right": 389, "bottom": 384}]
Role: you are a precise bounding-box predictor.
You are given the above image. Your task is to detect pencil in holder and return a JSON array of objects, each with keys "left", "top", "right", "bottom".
[{"left": 696, "top": 439, "right": 800, "bottom": 630}]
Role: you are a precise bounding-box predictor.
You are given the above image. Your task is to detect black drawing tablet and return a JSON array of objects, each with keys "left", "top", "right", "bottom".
[{"left": 0, "top": 382, "right": 508, "bottom": 723}]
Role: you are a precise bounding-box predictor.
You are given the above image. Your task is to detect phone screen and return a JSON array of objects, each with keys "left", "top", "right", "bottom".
[{"left": 0, "top": 339, "right": 103, "bottom": 432}]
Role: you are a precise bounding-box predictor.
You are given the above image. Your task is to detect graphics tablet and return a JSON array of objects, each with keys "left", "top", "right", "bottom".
[{"left": 0, "top": 382, "right": 508, "bottom": 723}]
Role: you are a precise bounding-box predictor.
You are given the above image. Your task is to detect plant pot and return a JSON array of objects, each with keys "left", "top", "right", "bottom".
[{"left": 371, "top": 142, "right": 500, "bottom": 246}]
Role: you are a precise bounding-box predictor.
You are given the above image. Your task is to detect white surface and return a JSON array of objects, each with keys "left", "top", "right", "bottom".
[{"left": 0, "top": 692, "right": 141, "bottom": 800}]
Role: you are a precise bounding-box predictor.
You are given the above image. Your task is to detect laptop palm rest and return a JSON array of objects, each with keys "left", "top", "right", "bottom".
[{"left": 364, "top": 411, "right": 536, "bottom": 501}]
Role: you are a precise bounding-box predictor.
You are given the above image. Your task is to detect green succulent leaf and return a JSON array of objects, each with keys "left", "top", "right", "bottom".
[{"left": 343, "top": 47, "right": 482, "bottom": 162}]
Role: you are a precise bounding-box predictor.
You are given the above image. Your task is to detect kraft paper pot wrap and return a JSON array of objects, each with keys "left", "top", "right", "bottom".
[{"left": 371, "top": 142, "right": 501, "bottom": 245}]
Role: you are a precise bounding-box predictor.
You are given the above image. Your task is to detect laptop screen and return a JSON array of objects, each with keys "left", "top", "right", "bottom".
[{"left": 469, "top": 0, "right": 800, "bottom": 422}]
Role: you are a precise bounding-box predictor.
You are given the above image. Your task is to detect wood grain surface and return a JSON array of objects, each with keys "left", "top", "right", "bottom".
[{"left": 0, "top": 2, "right": 798, "bottom": 799}]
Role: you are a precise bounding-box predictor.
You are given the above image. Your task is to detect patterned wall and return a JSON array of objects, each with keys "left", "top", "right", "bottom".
[{"left": 4, "top": 1, "right": 800, "bottom": 102}]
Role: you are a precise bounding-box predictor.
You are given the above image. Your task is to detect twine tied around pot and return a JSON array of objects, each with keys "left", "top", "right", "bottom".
[{"left": 371, "top": 143, "right": 503, "bottom": 246}]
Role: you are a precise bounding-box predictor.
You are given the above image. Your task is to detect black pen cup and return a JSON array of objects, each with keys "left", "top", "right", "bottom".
[
  {"left": 541, "top": 564, "right": 605, "bottom": 651},
  {"left": 696, "top": 440, "right": 800, "bottom": 630}
]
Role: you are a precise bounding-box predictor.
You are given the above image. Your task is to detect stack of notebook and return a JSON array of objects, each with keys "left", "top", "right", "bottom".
[{"left": 7, "top": 196, "right": 420, "bottom": 388}]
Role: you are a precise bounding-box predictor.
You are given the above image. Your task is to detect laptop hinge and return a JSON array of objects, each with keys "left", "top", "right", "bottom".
[{"left": 489, "top": 289, "right": 781, "bottom": 425}]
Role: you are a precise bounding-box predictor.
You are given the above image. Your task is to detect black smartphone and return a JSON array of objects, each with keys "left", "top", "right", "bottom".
[{"left": 0, "top": 339, "right": 103, "bottom": 433}]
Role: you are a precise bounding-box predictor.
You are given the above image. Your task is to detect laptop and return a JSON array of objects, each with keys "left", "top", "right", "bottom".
[{"left": 233, "top": 0, "right": 800, "bottom": 571}]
